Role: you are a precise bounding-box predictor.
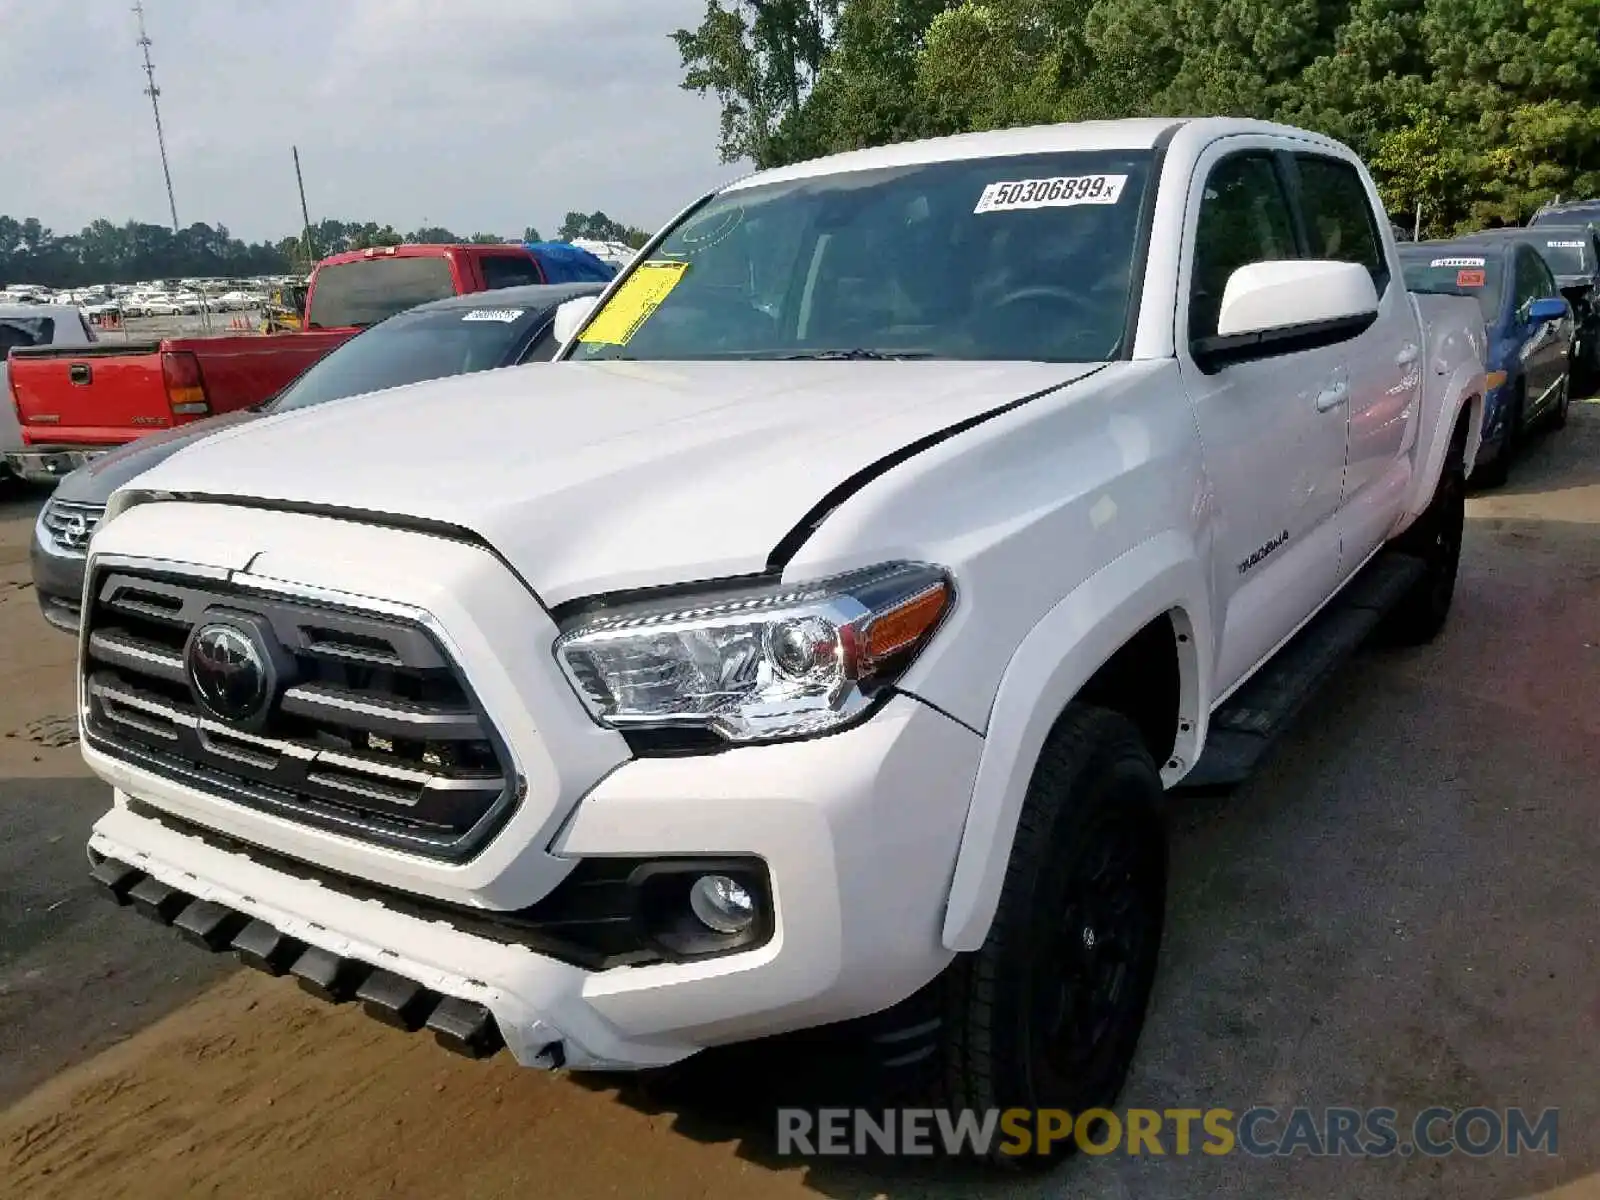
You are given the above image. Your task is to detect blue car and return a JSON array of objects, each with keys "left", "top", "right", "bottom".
[{"left": 1400, "top": 238, "right": 1574, "bottom": 486}]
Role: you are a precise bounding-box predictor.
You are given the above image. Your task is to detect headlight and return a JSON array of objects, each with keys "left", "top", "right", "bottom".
[{"left": 555, "top": 561, "right": 954, "bottom": 744}]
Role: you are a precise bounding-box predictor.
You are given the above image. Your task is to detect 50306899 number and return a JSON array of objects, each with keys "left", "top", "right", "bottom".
[{"left": 974, "top": 174, "right": 1128, "bottom": 213}]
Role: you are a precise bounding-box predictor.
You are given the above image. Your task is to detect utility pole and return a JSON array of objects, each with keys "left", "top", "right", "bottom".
[
  {"left": 292, "top": 146, "right": 316, "bottom": 266},
  {"left": 133, "top": 1, "right": 180, "bottom": 233}
]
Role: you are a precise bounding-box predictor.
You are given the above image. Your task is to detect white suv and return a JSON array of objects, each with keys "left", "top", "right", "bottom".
[{"left": 80, "top": 117, "right": 1483, "bottom": 1165}]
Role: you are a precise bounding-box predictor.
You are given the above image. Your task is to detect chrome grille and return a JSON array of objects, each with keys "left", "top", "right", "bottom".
[
  {"left": 41, "top": 499, "right": 106, "bottom": 555},
  {"left": 81, "top": 569, "right": 516, "bottom": 860}
]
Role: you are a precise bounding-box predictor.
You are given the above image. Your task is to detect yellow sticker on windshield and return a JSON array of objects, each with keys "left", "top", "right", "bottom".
[{"left": 578, "top": 260, "right": 690, "bottom": 345}]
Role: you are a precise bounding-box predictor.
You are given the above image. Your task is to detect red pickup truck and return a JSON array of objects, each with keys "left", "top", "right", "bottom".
[{"left": 3, "top": 243, "right": 589, "bottom": 484}]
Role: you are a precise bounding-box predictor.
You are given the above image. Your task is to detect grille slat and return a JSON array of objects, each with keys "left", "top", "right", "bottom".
[
  {"left": 280, "top": 682, "right": 483, "bottom": 741},
  {"left": 82, "top": 570, "right": 517, "bottom": 860},
  {"left": 87, "top": 628, "right": 188, "bottom": 684}
]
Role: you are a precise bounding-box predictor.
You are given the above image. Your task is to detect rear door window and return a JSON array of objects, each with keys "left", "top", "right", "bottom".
[
  {"left": 0, "top": 317, "right": 54, "bottom": 353},
  {"left": 479, "top": 253, "right": 545, "bottom": 291},
  {"left": 306, "top": 257, "right": 456, "bottom": 328}
]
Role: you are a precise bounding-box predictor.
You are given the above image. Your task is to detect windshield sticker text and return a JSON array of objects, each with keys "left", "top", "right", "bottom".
[
  {"left": 1430, "top": 257, "right": 1485, "bottom": 268},
  {"left": 1548, "top": 241, "right": 1585, "bottom": 249},
  {"left": 974, "top": 174, "right": 1128, "bottom": 214},
  {"left": 578, "top": 260, "right": 691, "bottom": 346},
  {"left": 462, "top": 309, "right": 525, "bottom": 323},
  {"left": 1457, "top": 269, "right": 1486, "bottom": 287}
]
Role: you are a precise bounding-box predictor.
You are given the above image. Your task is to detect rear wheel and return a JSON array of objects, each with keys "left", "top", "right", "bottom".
[
  {"left": 1385, "top": 422, "right": 1467, "bottom": 645},
  {"left": 940, "top": 705, "right": 1166, "bottom": 1169}
]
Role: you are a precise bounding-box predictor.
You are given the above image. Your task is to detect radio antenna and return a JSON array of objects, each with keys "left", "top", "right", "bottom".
[{"left": 133, "top": 1, "right": 180, "bottom": 232}]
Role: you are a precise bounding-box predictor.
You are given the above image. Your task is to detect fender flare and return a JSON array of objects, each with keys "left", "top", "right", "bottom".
[
  {"left": 1391, "top": 359, "right": 1484, "bottom": 539},
  {"left": 941, "top": 529, "right": 1211, "bottom": 951}
]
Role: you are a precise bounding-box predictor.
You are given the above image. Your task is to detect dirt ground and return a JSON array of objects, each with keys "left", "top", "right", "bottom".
[{"left": 3, "top": 402, "right": 1600, "bottom": 1199}]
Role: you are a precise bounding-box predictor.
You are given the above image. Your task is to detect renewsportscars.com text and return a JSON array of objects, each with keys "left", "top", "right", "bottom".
[{"left": 776, "top": 1106, "right": 1560, "bottom": 1159}]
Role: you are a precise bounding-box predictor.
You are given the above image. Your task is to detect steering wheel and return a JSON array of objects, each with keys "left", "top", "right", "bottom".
[{"left": 992, "top": 285, "right": 1101, "bottom": 323}]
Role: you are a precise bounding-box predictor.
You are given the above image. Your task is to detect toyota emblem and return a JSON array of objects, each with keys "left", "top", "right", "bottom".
[
  {"left": 58, "top": 513, "right": 90, "bottom": 551},
  {"left": 187, "top": 623, "right": 270, "bottom": 723}
]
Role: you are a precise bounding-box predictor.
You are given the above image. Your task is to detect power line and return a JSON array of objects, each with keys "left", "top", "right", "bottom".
[{"left": 133, "top": 0, "right": 180, "bottom": 232}]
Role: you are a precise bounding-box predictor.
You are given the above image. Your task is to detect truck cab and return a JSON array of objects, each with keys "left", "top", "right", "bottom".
[{"left": 304, "top": 245, "right": 565, "bottom": 331}]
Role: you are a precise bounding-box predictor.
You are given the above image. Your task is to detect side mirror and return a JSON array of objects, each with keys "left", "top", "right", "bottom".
[
  {"left": 1215, "top": 260, "right": 1380, "bottom": 340},
  {"left": 1528, "top": 297, "right": 1569, "bottom": 324},
  {"left": 552, "top": 296, "right": 600, "bottom": 347}
]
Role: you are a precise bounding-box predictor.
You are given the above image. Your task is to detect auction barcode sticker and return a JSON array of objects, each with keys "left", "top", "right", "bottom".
[
  {"left": 1430, "top": 257, "right": 1485, "bottom": 268},
  {"left": 462, "top": 308, "right": 525, "bottom": 322},
  {"left": 975, "top": 174, "right": 1128, "bottom": 213}
]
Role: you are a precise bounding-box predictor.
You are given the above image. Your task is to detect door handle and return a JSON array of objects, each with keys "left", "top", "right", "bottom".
[
  {"left": 1396, "top": 343, "right": 1420, "bottom": 366},
  {"left": 1315, "top": 381, "right": 1349, "bottom": 412}
]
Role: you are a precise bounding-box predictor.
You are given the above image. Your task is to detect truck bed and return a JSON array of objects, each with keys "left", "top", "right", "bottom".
[{"left": 7, "top": 330, "right": 355, "bottom": 451}]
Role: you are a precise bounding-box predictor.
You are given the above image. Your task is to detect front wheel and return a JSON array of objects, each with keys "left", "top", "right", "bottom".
[{"left": 940, "top": 705, "right": 1166, "bottom": 1169}]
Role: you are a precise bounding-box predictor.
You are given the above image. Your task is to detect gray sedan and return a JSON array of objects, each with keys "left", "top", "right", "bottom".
[{"left": 32, "top": 281, "right": 602, "bottom": 633}]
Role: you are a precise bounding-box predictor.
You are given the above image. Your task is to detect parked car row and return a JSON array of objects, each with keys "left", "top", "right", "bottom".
[
  {"left": 1398, "top": 217, "right": 1593, "bottom": 484},
  {"left": 55, "top": 116, "right": 1492, "bottom": 1172}
]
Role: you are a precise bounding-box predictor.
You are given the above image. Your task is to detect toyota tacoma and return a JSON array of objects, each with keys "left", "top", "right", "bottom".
[{"left": 77, "top": 118, "right": 1484, "bottom": 1166}]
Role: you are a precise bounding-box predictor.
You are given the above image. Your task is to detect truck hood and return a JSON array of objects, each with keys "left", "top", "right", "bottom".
[{"left": 131, "top": 359, "right": 1105, "bottom": 605}]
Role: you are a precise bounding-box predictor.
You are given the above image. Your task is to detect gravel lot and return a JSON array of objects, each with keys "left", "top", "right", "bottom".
[{"left": 1, "top": 401, "right": 1598, "bottom": 1199}]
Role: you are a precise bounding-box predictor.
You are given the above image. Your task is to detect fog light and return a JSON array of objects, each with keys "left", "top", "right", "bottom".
[{"left": 688, "top": 874, "right": 756, "bottom": 934}]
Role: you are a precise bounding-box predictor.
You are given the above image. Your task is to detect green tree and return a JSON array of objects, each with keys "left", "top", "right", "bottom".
[
  {"left": 522, "top": 225, "right": 544, "bottom": 243},
  {"left": 672, "top": 0, "right": 841, "bottom": 166},
  {"left": 676, "top": 0, "right": 1600, "bottom": 235}
]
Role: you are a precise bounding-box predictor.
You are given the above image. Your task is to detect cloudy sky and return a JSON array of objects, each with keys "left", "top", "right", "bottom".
[{"left": 1, "top": 0, "right": 742, "bottom": 243}]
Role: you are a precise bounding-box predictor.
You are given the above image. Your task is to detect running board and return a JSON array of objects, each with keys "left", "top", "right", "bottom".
[{"left": 1182, "top": 553, "right": 1426, "bottom": 789}]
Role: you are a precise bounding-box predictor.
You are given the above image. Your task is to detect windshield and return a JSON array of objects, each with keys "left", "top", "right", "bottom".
[
  {"left": 1529, "top": 237, "right": 1590, "bottom": 275},
  {"left": 307, "top": 256, "right": 455, "bottom": 328},
  {"left": 567, "top": 150, "right": 1155, "bottom": 363},
  {"left": 269, "top": 302, "right": 547, "bottom": 413},
  {"left": 1400, "top": 250, "right": 1503, "bottom": 323},
  {"left": 1531, "top": 204, "right": 1600, "bottom": 229}
]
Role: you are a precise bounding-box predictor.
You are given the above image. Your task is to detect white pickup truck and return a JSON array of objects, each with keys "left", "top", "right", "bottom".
[{"left": 80, "top": 118, "right": 1485, "bottom": 1164}]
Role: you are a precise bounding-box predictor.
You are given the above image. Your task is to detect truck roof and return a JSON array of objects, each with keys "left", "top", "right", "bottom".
[{"left": 723, "top": 116, "right": 1348, "bottom": 191}]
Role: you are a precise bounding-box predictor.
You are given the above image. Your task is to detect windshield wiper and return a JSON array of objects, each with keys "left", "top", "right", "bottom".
[{"left": 778, "top": 348, "right": 933, "bottom": 361}]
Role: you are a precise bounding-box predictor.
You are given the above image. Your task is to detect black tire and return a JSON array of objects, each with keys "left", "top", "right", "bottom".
[
  {"left": 1384, "top": 421, "right": 1467, "bottom": 645},
  {"left": 940, "top": 705, "right": 1166, "bottom": 1170},
  {"left": 1473, "top": 385, "right": 1522, "bottom": 489}
]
